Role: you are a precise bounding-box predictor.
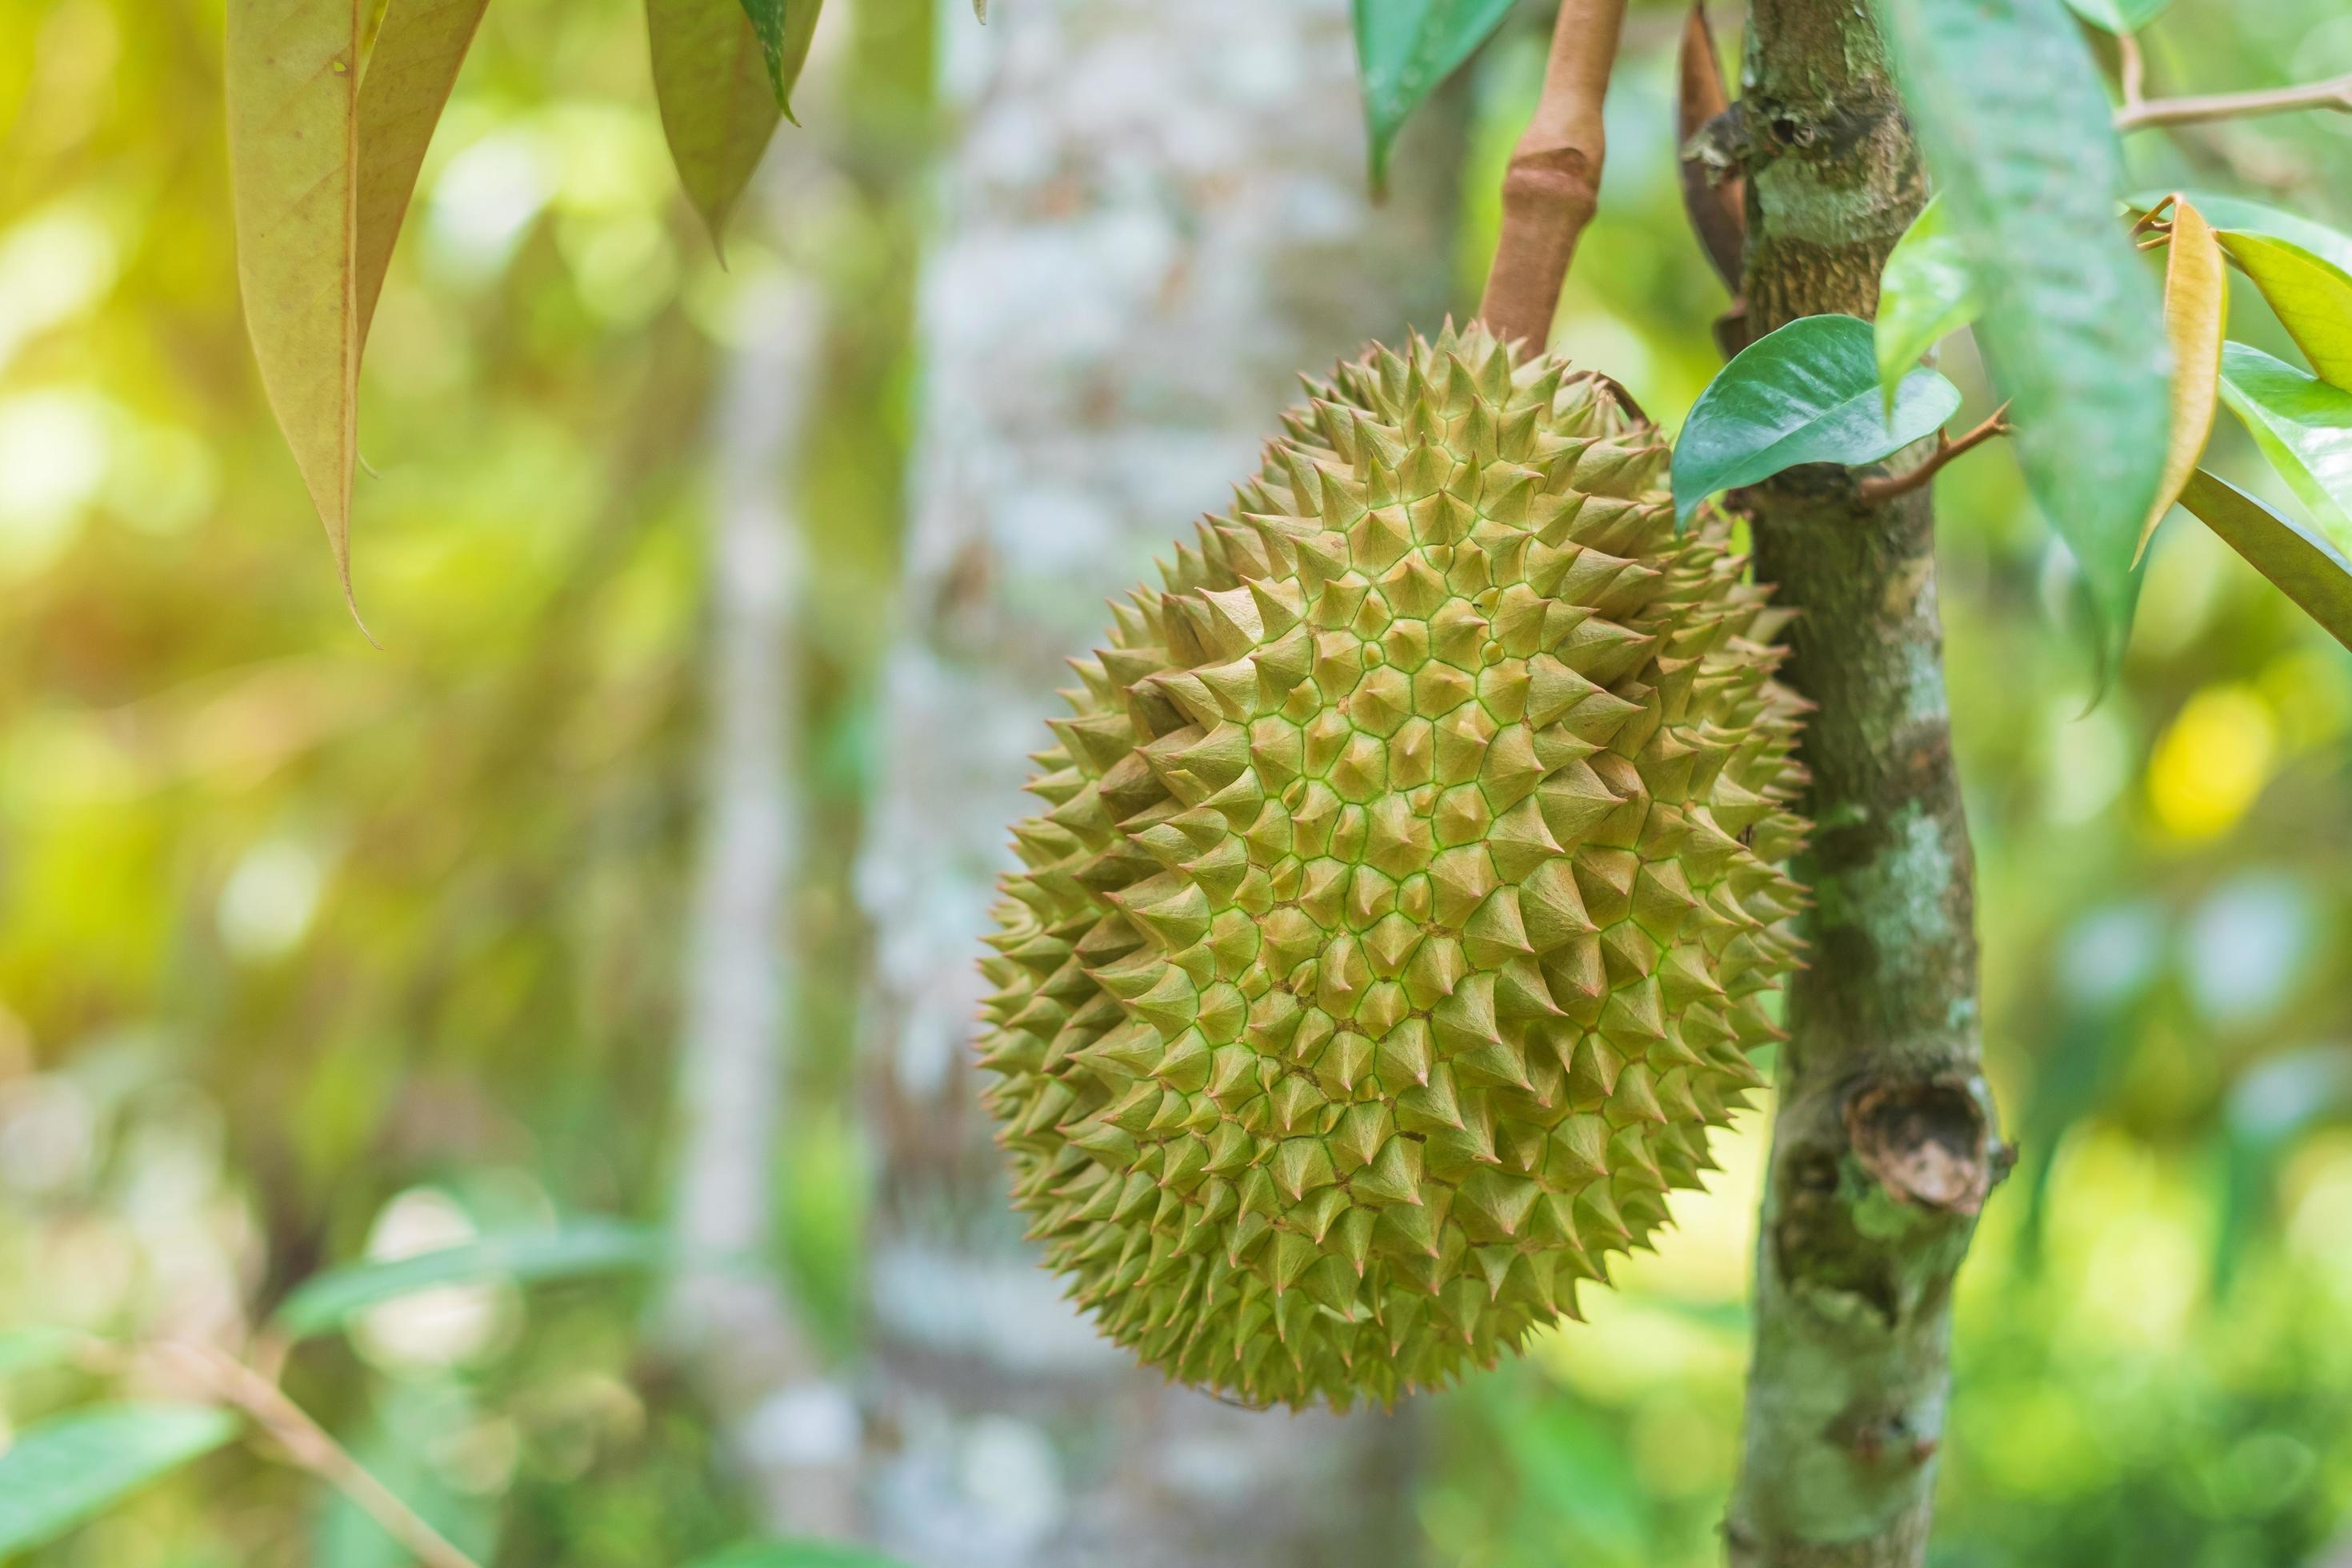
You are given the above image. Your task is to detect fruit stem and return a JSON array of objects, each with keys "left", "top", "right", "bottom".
[{"left": 1475, "top": 0, "right": 1629, "bottom": 353}]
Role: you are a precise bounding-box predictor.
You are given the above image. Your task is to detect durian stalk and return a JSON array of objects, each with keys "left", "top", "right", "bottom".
[{"left": 1476, "top": 0, "right": 1630, "bottom": 352}]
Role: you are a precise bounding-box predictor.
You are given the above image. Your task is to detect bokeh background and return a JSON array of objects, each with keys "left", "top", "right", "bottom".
[{"left": 2, "top": 0, "right": 2350, "bottom": 1563}]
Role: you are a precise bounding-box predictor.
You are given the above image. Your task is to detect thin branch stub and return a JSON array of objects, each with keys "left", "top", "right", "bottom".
[
  {"left": 1855, "top": 405, "right": 2012, "bottom": 504},
  {"left": 1475, "top": 0, "right": 1631, "bottom": 352}
]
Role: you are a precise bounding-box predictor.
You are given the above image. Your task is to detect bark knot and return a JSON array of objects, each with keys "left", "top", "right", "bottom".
[{"left": 1846, "top": 1074, "right": 1990, "bottom": 1216}]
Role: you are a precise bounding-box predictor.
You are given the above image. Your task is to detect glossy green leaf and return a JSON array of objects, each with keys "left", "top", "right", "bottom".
[
  {"left": 2060, "top": 0, "right": 2172, "bottom": 33},
  {"left": 0, "top": 1405, "right": 239, "bottom": 1556},
  {"left": 2177, "top": 470, "right": 2352, "bottom": 650},
  {"left": 650, "top": 0, "right": 788, "bottom": 251},
  {"left": 2217, "top": 230, "right": 2352, "bottom": 390},
  {"left": 1875, "top": 195, "right": 1982, "bottom": 410},
  {"left": 2130, "top": 189, "right": 2352, "bottom": 277},
  {"left": 687, "top": 1543, "right": 918, "bottom": 1568},
  {"left": 2217, "top": 341, "right": 2352, "bottom": 552},
  {"left": 1880, "top": 0, "right": 2172, "bottom": 676},
  {"left": 733, "top": 0, "right": 823, "bottom": 107},
  {"left": 271, "top": 1220, "right": 666, "bottom": 1340},
  {"left": 1672, "top": 314, "right": 1962, "bottom": 524},
  {"left": 1353, "top": 0, "right": 1517, "bottom": 190}
]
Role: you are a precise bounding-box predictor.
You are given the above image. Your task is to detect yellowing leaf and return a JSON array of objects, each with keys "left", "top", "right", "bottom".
[
  {"left": 2218, "top": 229, "right": 2352, "bottom": 391},
  {"left": 230, "top": 0, "right": 485, "bottom": 622},
  {"left": 356, "top": 0, "right": 492, "bottom": 339},
  {"left": 226, "top": 0, "right": 363, "bottom": 612},
  {"left": 649, "top": 0, "right": 789, "bottom": 252},
  {"left": 2139, "top": 195, "right": 2225, "bottom": 561}
]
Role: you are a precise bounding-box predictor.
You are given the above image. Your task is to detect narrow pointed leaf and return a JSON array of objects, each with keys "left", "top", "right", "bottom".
[
  {"left": 0, "top": 1405, "right": 240, "bottom": 1556},
  {"left": 1879, "top": 0, "right": 2172, "bottom": 674},
  {"left": 1353, "top": 0, "right": 1518, "bottom": 190},
  {"left": 2178, "top": 470, "right": 2352, "bottom": 649},
  {"left": 2139, "top": 196, "right": 2225, "bottom": 558},
  {"left": 2061, "top": 0, "right": 2172, "bottom": 33},
  {"left": 2217, "top": 230, "right": 2352, "bottom": 391},
  {"left": 650, "top": 0, "right": 787, "bottom": 250},
  {"left": 2218, "top": 342, "right": 2352, "bottom": 553},
  {"left": 732, "top": 0, "right": 823, "bottom": 108},
  {"left": 355, "top": 0, "right": 491, "bottom": 339},
  {"left": 2130, "top": 190, "right": 2352, "bottom": 278},
  {"left": 688, "top": 1544, "right": 919, "bottom": 1568},
  {"left": 226, "top": 0, "right": 363, "bottom": 612},
  {"left": 271, "top": 1220, "right": 666, "bottom": 1340},
  {"left": 1875, "top": 194, "right": 1982, "bottom": 410},
  {"left": 1673, "top": 314, "right": 1962, "bottom": 524}
]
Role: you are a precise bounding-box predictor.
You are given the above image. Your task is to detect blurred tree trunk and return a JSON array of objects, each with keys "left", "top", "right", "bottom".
[
  {"left": 855, "top": 2, "right": 1462, "bottom": 1562},
  {"left": 1724, "top": 2, "right": 1999, "bottom": 1565},
  {"left": 658, "top": 95, "right": 863, "bottom": 1538}
]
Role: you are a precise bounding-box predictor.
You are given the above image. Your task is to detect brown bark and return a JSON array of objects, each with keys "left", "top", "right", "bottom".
[
  {"left": 1476, "top": 0, "right": 1629, "bottom": 350},
  {"left": 1722, "top": 2, "right": 2003, "bottom": 1564}
]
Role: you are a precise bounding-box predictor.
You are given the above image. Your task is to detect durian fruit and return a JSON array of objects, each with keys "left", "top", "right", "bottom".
[{"left": 975, "top": 322, "right": 1809, "bottom": 1410}]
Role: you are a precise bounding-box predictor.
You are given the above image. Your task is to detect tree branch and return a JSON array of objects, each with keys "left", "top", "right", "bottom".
[
  {"left": 1854, "top": 405, "right": 2012, "bottom": 504},
  {"left": 2117, "top": 72, "right": 2352, "bottom": 131},
  {"left": 146, "top": 1341, "right": 484, "bottom": 1568},
  {"left": 1476, "top": 0, "right": 1630, "bottom": 350}
]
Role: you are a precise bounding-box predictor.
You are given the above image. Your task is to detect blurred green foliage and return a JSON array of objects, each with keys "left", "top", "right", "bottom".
[{"left": 0, "top": 0, "right": 2348, "bottom": 1563}]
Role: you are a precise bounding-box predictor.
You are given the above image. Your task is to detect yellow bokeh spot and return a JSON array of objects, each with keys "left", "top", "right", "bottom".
[{"left": 2147, "top": 685, "right": 2277, "bottom": 839}]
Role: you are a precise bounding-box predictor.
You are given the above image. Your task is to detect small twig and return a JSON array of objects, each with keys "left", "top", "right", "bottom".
[
  {"left": 2116, "top": 32, "right": 2147, "bottom": 110},
  {"left": 2117, "top": 72, "right": 2352, "bottom": 131},
  {"left": 150, "top": 1342, "right": 485, "bottom": 1568},
  {"left": 1855, "top": 406, "right": 2012, "bottom": 505},
  {"left": 1476, "top": 0, "right": 1630, "bottom": 351},
  {"left": 1676, "top": 3, "right": 1746, "bottom": 295}
]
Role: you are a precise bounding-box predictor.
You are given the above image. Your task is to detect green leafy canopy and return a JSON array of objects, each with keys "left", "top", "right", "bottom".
[{"left": 1674, "top": 314, "right": 1962, "bottom": 523}]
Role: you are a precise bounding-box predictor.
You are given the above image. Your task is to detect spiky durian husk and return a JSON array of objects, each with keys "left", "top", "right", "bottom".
[{"left": 975, "top": 322, "right": 1810, "bottom": 1410}]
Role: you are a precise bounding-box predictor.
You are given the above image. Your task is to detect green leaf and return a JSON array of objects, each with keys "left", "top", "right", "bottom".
[
  {"left": 2217, "top": 230, "right": 2352, "bottom": 390},
  {"left": 686, "top": 1543, "right": 918, "bottom": 1568},
  {"left": 2130, "top": 189, "right": 2352, "bottom": 278},
  {"left": 0, "top": 1328, "right": 83, "bottom": 1379},
  {"left": 2218, "top": 1045, "right": 2352, "bottom": 1290},
  {"left": 0, "top": 1405, "right": 239, "bottom": 1556},
  {"left": 733, "top": 0, "right": 823, "bottom": 108},
  {"left": 1673, "top": 314, "right": 1962, "bottom": 524},
  {"left": 1875, "top": 195, "right": 1982, "bottom": 410},
  {"left": 650, "top": 0, "right": 789, "bottom": 252},
  {"left": 271, "top": 1220, "right": 666, "bottom": 1341},
  {"left": 1352, "top": 0, "right": 1517, "bottom": 190},
  {"left": 1879, "top": 0, "right": 2173, "bottom": 677},
  {"left": 2177, "top": 470, "right": 2352, "bottom": 650},
  {"left": 2059, "top": 0, "right": 2172, "bottom": 34},
  {"left": 2217, "top": 341, "right": 2352, "bottom": 553}
]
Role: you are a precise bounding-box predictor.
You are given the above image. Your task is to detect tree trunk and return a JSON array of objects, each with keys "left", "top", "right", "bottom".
[
  {"left": 854, "top": 2, "right": 1459, "bottom": 1562},
  {"left": 661, "top": 231, "right": 861, "bottom": 1541},
  {"left": 1724, "top": 3, "right": 2002, "bottom": 1565}
]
